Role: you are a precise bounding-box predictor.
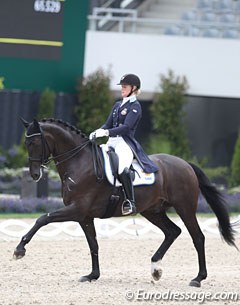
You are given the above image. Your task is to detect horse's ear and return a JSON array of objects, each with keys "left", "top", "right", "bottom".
[
  {"left": 33, "top": 118, "right": 41, "bottom": 132},
  {"left": 20, "top": 117, "right": 30, "bottom": 128}
]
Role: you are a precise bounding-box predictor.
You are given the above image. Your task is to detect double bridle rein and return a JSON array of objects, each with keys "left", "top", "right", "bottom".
[
  {"left": 25, "top": 127, "right": 104, "bottom": 182},
  {"left": 25, "top": 129, "right": 90, "bottom": 167}
]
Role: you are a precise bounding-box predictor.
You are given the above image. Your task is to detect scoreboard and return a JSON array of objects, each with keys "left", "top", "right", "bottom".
[
  {"left": 0, "top": 0, "right": 88, "bottom": 92},
  {"left": 0, "top": 0, "right": 64, "bottom": 60}
]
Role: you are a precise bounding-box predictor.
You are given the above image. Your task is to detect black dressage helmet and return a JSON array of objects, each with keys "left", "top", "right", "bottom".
[{"left": 117, "top": 74, "right": 141, "bottom": 89}]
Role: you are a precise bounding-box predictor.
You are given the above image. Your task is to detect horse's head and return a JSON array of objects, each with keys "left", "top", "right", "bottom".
[{"left": 21, "top": 118, "right": 51, "bottom": 182}]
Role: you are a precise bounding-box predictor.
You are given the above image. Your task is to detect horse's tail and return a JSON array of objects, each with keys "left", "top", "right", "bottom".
[{"left": 188, "top": 162, "right": 237, "bottom": 248}]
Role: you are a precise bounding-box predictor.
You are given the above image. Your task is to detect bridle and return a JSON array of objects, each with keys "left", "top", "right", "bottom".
[
  {"left": 25, "top": 128, "right": 90, "bottom": 167},
  {"left": 25, "top": 131, "right": 51, "bottom": 166},
  {"left": 25, "top": 126, "right": 104, "bottom": 182}
]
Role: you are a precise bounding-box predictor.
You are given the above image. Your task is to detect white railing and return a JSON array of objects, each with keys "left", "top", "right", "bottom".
[
  {"left": 1, "top": 216, "right": 239, "bottom": 240},
  {"left": 89, "top": 7, "right": 138, "bottom": 32}
]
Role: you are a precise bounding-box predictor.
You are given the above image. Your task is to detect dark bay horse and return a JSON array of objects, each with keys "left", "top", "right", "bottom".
[{"left": 14, "top": 118, "right": 237, "bottom": 287}]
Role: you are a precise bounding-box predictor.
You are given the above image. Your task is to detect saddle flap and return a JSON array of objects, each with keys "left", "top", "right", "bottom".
[
  {"left": 107, "top": 147, "right": 119, "bottom": 179},
  {"left": 100, "top": 144, "right": 155, "bottom": 187}
]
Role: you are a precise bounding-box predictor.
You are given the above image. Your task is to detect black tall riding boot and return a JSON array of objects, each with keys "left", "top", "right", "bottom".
[{"left": 118, "top": 168, "right": 136, "bottom": 216}]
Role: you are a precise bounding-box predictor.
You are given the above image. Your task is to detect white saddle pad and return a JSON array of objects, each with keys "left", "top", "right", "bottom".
[{"left": 100, "top": 144, "right": 155, "bottom": 187}]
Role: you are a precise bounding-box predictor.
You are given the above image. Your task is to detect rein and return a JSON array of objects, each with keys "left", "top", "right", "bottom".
[
  {"left": 26, "top": 129, "right": 104, "bottom": 181},
  {"left": 26, "top": 131, "right": 90, "bottom": 166},
  {"left": 50, "top": 141, "right": 90, "bottom": 166},
  {"left": 91, "top": 139, "right": 105, "bottom": 182}
]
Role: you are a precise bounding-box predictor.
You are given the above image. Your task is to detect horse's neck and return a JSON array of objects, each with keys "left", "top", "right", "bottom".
[
  {"left": 56, "top": 142, "right": 93, "bottom": 183},
  {"left": 45, "top": 124, "right": 77, "bottom": 155},
  {"left": 44, "top": 124, "right": 92, "bottom": 176}
]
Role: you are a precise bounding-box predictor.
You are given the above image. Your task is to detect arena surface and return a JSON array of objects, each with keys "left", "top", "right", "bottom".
[{"left": 1, "top": 219, "right": 240, "bottom": 305}]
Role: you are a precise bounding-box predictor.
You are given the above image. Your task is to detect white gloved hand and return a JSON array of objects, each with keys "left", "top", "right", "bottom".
[
  {"left": 89, "top": 131, "right": 96, "bottom": 140},
  {"left": 89, "top": 129, "right": 109, "bottom": 140}
]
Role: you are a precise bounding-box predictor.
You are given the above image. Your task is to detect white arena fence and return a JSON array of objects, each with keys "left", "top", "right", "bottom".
[{"left": 0, "top": 215, "right": 240, "bottom": 240}]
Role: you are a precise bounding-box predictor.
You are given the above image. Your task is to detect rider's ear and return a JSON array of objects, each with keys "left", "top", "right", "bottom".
[{"left": 20, "top": 117, "right": 30, "bottom": 129}]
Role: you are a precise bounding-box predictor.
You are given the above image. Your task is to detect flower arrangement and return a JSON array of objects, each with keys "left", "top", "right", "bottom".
[{"left": 0, "top": 196, "right": 63, "bottom": 213}]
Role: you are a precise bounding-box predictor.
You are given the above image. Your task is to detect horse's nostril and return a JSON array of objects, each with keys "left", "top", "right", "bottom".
[{"left": 32, "top": 173, "right": 40, "bottom": 181}]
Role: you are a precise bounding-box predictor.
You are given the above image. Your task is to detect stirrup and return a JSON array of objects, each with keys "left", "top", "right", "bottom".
[{"left": 122, "top": 199, "right": 136, "bottom": 216}]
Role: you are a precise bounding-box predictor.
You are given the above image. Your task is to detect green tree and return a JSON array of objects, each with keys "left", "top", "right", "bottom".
[
  {"left": 6, "top": 146, "right": 28, "bottom": 169},
  {"left": 1, "top": 134, "right": 28, "bottom": 169},
  {"left": 75, "top": 68, "right": 114, "bottom": 135},
  {"left": 230, "top": 132, "right": 240, "bottom": 186},
  {"left": 149, "top": 69, "right": 191, "bottom": 159},
  {"left": 37, "top": 88, "right": 56, "bottom": 119}
]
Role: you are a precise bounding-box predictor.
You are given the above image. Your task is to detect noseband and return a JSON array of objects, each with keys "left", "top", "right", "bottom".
[{"left": 25, "top": 129, "right": 51, "bottom": 166}]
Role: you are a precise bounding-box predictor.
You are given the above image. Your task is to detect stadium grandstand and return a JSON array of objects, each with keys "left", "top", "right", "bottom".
[
  {"left": 85, "top": 0, "right": 240, "bottom": 167},
  {"left": 86, "top": 0, "right": 240, "bottom": 98},
  {"left": 88, "top": 0, "right": 240, "bottom": 38},
  {"left": 0, "top": 1, "right": 239, "bottom": 167}
]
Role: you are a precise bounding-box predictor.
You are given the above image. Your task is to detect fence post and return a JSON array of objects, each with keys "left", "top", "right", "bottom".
[
  {"left": 37, "top": 168, "right": 48, "bottom": 198},
  {"left": 21, "top": 167, "right": 48, "bottom": 198}
]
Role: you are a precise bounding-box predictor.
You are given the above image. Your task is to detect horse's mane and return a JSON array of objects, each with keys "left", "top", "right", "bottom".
[{"left": 40, "top": 118, "right": 87, "bottom": 138}]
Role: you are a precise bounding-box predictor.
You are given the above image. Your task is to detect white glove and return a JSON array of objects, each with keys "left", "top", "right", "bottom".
[{"left": 89, "top": 129, "right": 109, "bottom": 140}]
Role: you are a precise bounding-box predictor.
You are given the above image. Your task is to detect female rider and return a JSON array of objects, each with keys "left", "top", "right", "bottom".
[{"left": 90, "top": 74, "right": 158, "bottom": 215}]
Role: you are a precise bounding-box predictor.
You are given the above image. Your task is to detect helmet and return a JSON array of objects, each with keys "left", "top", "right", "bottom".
[{"left": 117, "top": 74, "right": 141, "bottom": 89}]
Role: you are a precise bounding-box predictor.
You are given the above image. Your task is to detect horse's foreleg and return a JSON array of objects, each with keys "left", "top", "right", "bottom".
[
  {"left": 78, "top": 218, "right": 100, "bottom": 282},
  {"left": 141, "top": 211, "right": 181, "bottom": 281},
  {"left": 13, "top": 203, "right": 81, "bottom": 259}
]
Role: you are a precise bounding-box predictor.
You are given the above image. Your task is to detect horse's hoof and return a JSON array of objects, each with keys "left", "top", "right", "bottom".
[
  {"left": 152, "top": 269, "right": 162, "bottom": 281},
  {"left": 189, "top": 280, "right": 201, "bottom": 287},
  {"left": 79, "top": 276, "right": 91, "bottom": 282},
  {"left": 79, "top": 273, "right": 99, "bottom": 282},
  {"left": 151, "top": 261, "right": 162, "bottom": 281},
  {"left": 13, "top": 248, "right": 26, "bottom": 260}
]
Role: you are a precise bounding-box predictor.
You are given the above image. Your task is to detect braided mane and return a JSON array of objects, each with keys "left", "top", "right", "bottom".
[{"left": 40, "top": 118, "right": 87, "bottom": 138}]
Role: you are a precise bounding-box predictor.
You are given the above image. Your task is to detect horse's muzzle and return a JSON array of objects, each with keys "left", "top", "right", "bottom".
[{"left": 30, "top": 165, "right": 43, "bottom": 182}]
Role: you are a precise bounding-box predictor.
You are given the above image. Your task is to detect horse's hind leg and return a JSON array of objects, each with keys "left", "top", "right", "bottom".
[
  {"left": 176, "top": 209, "right": 207, "bottom": 287},
  {"left": 141, "top": 211, "right": 181, "bottom": 281}
]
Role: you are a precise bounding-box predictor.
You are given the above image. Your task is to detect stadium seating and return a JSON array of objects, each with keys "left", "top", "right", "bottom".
[
  {"left": 213, "top": 0, "right": 234, "bottom": 13},
  {"left": 89, "top": 0, "right": 240, "bottom": 39},
  {"left": 202, "top": 28, "right": 220, "bottom": 37},
  {"left": 222, "top": 29, "right": 239, "bottom": 38},
  {"left": 164, "top": 25, "right": 183, "bottom": 35},
  {"left": 181, "top": 10, "right": 198, "bottom": 21},
  {"left": 169, "top": 0, "right": 240, "bottom": 39},
  {"left": 197, "top": 0, "right": 214, "bottom": 11}
]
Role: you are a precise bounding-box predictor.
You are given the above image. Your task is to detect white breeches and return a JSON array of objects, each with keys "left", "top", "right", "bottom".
[{"left": 106, "top": 137, "right": 133, "bottom": 174}]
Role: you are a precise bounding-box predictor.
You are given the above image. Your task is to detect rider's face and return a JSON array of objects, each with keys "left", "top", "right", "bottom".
[{"left": 121, "top": 84, "right": 134, "bottom": 97}]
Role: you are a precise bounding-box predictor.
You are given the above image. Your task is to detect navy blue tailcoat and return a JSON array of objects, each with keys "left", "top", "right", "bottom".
[{"left": 102, "top": 99, "right": 158, "bottom": 173}]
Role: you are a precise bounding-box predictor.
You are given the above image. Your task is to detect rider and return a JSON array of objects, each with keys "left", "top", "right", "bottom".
[{"left": 89, "top": 74, "right": 158, "bottom": 215}]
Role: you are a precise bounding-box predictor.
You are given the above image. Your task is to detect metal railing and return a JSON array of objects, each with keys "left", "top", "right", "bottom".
[
  {"left": 88, "top": 7, "right": 240, "bottom": 38},
  {"left": 89, "top": 7, "right": 138, "bottom": 32}
]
